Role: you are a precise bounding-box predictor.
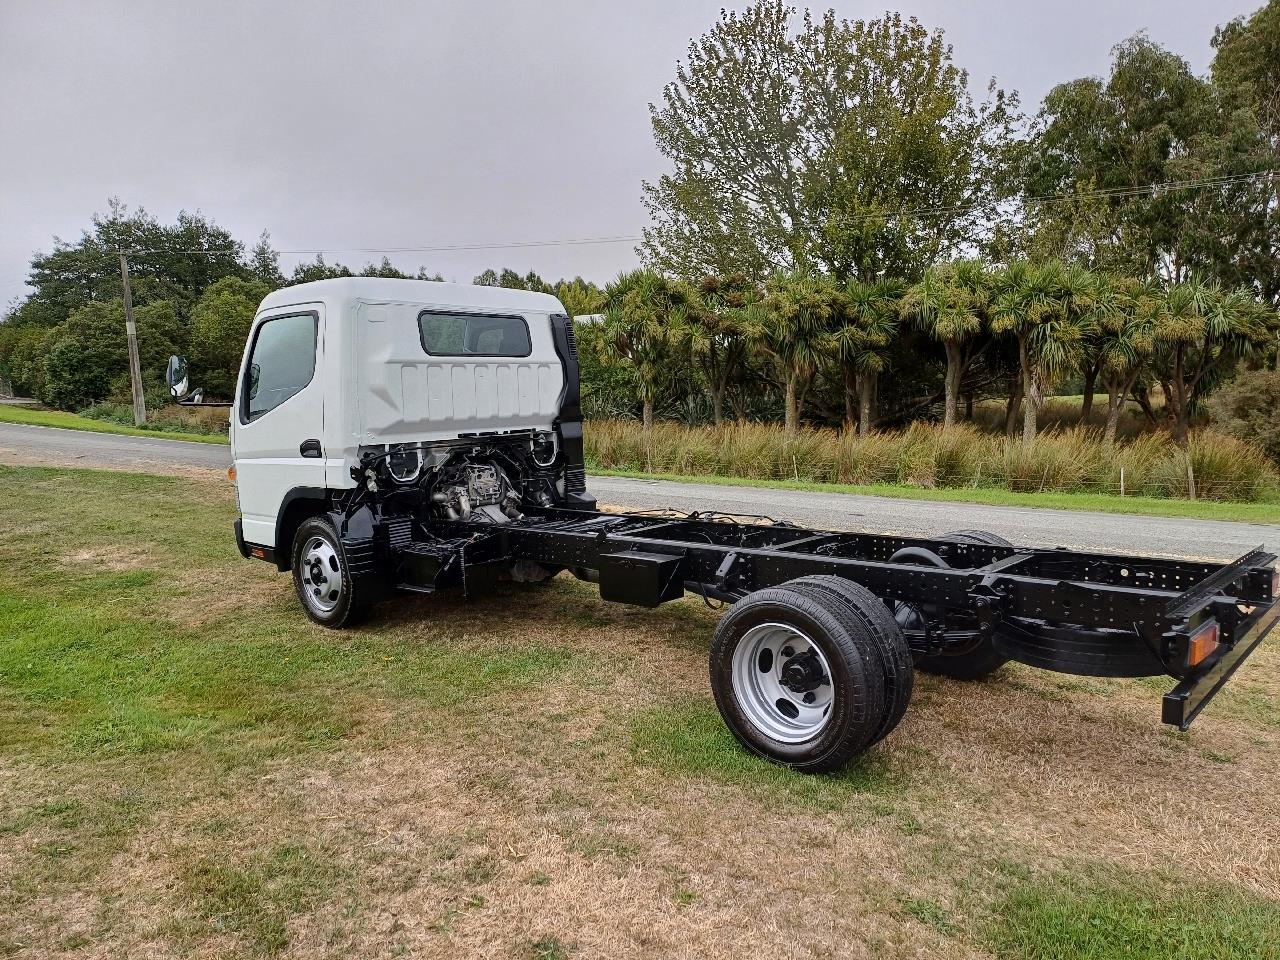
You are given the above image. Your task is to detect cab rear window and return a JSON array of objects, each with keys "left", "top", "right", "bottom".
[{"left": 418, "top": 310, "right": 532, "bottom": 357}]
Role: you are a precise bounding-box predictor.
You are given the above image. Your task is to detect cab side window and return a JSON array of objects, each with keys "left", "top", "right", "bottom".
[{"left": 242, "top": 312, "right": 317, "bottom": 422}]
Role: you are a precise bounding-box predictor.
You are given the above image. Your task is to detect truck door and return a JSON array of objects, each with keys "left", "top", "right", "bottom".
[{"left": 232, "top": 305, "right": 326, "bottom": 550}]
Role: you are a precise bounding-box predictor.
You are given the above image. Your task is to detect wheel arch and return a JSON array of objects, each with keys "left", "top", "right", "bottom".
[{"left": 274, "top": 487, "right": 332, "bottom": 571}]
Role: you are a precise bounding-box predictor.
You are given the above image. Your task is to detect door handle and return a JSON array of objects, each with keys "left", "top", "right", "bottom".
[{"left": 299, "top": 439, "right": 322, "bottom": 458}]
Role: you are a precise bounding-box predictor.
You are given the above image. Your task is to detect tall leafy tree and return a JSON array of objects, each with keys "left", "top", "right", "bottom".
[
  {"left": 991, "top": 261, "right": 1093, "bottom": 442},
  {"left": 39, "top": 299, "right": 184, "bottom": 409},
  {"left": 688, "top": 273, "right": 760, "bottom": 424},
  {"left": 837, "top": 279, "right": 901, "bottom": 433},
  {"left": 1209, "top": 1, "right": 1280, "bottom": 310},
  {"left": 641, "top": 2, "right": 1020, "bottom": 284},
  {"left": 760, "top": 271, "right": 840, "bottom": 433},
  {"left": 1150, "top": 280, "right": 1276, "bottom": 441},
  {"left": 6, "top": 199, "right": 247, "bottom": 328},
  {"left": 289, "top": 254, "right": 354, "bottom": 285},
  {"left": 247, "top": 232, "right": 285, "bottom": 288},
  {"left": 1026, "top": 32, "right": 1271, "bottom": 297},
  {"left": 900, "top": 260, "right": 990, "bottom": 427},
  {"left": 602, "top": 270, "right": 692, "bottom": 432},
  {"left": 552, "top": 277, "right": 606, "bottom": 318}
]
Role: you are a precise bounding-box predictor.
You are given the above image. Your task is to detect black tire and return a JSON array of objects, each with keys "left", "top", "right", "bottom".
[
  {"left": 913, "top": 528, "right": 1013, "bottom": 680},
  {"left": 709, "top": 586, "right": 886, "bottom": 774},
  {"left": 782, "top": 576, "right": 913, "bottom": 746},
  {"left": 291, "top": 516, "right": 371, "bottom": 628}
]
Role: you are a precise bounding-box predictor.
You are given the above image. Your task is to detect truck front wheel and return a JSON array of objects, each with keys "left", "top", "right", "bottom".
[{"left": 291, "top": 516, "right": 371, "bottom": 628}]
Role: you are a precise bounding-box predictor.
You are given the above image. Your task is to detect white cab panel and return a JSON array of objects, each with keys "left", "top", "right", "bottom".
[{"left": 356, "top": 301, "right": 563, "bottom": 443}]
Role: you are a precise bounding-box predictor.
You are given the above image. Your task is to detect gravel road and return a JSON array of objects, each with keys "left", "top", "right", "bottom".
[{"left": 2, "top": 420, "right": 1272, "bottom": 560}]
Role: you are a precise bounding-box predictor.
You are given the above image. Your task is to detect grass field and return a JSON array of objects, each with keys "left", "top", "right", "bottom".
[
  {"left": 0, "top": 403, "right": 228, "bottom": 444},
  {"left": 1, "top": 464, "right": 1278, "bottom": 958}
]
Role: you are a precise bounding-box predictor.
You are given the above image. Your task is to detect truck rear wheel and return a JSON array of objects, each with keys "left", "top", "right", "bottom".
[
  {"left": 709, "top": 585, "right": 889, "bottom": 773},
  {"left": 291, "top": 516, "right": 371, "bottom": 628},
  {"left": 913, "top": 529, "right": 1012, "bottom": 680},
  {"left": 781, "top": 576, "right": 913, "bottom": 747}
]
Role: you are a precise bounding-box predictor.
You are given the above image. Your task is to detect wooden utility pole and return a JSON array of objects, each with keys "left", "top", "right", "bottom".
[{"left": 118, "top": 252, "right": 147, "bottom": 426}]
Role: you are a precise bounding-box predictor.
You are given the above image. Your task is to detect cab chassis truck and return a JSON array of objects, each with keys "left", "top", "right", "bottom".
[{"left": 215, "top": 278, "right": 1279, "bottom": 774}]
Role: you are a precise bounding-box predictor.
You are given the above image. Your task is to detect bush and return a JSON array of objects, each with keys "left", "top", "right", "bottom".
[
  {"left": 79, "top": 401, "right": 229, "bottom": 437},
  {"left": 582, "top": 419, "right": 1279, "bottom": 502},
  {"left": 1206, "top": 368, "right": 1280, "bottom": 464}
]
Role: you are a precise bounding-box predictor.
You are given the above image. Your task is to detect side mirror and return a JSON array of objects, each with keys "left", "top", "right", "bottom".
[{"left": 166, "top": 355, "right": 189, "bottom": 399}]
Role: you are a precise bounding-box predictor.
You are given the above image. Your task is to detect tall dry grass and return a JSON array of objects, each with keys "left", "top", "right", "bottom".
[{"left": 584, "top": 419, "right": 1279, "bottom": 502}]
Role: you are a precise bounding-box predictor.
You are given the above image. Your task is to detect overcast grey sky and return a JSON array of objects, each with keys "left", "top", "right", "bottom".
[{"left": 0, "top": 0, "right": 1258, "bottom": 309}]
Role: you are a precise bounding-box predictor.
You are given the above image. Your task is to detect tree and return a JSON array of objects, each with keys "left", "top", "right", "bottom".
[
  {"left": 289, "top": 254, "right": 353, "bottom": 285},
  {"left": 641, "top": 2, "right": 1020, "bottom": 284},
  {"left": 1210, "top": 1, "right": 1280, "bottom": 306},
  {"left": 248, "top": 231, "right": 285, "bottom": 287},
  {"left": 552, "top": 277, "right": 606, "bottom": 318},
  {"left": 189, "top": 277, "right": 272, "bottom": 397},
  {"left": 1026, "top": 33, "right": 1270, "bottom": 295},
  {"left": 837, "top": 279, "right": 901, "bottom": 432},
  {"left": 358, "top": 257, "right": 411, "bottom": 279},
  {"left": 1087, "top": 276, "right": 1157, "bottom": 441},
  {"left": 688, "top": 274, "right": 760, "bottom": 424},
  {"left": 1150, "top": 279, "right": 1276, "bottom": 442},
  {"left": 900, "top": 260, "right": 990, "bottom": 427},
  {"left": 39, "top": 299, "right": 184, "bottom": 409},
  {"left": 602, "top": 270, "right": 692, "bottom": 432},
  {"left": 761, "top": 271, "right": 840, "bottom": 433},
  {"left": 473, "top": 268, "right": 553, "bottom": 292},
  {"left": 5, "top": 199, "right": 248, "bottom": 328},
  {"left": 990, "top": 261, "right": 1093, "bottom": 442},
  {"left": 1207, "top": 367, "right": 1280, "bottom": 462}
]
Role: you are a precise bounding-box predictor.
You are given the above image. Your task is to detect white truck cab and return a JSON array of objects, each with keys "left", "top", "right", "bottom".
[{"left": 228, "top": 278, "right": 593, "bottom": 619}]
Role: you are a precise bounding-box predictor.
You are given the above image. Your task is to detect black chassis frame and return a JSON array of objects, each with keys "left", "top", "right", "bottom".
[{"left": 373, "top": 505, "right": 1276, "bottom": 733}]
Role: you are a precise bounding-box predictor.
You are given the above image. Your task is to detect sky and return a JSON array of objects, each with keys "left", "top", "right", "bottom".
[{"left": 0, "top": 0, "right": 1259, "bottom": 311}]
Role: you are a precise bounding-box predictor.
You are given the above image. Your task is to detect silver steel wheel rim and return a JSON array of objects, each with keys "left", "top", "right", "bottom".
[
  {"left": 730, "top": 622, "right": 835, "bottom": 744},
  {"left": 300, "top": 535, "right": 343, "bottom": 614}
]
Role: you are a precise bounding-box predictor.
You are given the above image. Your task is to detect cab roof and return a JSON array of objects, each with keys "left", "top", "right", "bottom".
[{"left": 258, "top": 277, "right": 565, "bottom": 315}]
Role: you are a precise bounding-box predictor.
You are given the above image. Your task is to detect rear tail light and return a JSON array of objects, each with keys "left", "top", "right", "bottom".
[{"left": 1187, "top": 621, "right": 1220, "bottom": 669}]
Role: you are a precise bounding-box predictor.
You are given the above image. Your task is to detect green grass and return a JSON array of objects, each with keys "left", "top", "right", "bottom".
[
  {"left": 593, "top": 467, "right": 1280, "bottom": 524},
  {"left": 179, "top": 843, "right": 339, "bottom": 954},
  {"left": 983, "top": 870, "right": 1280, "bottom": 960},
  {"left": 0, "top": 465, "right": 574, "bottom": 765},
  {"left": 629, "top": 698, "right": 904, "bottom": 808},
  {"left": 0, "top": 402, "right": 227, "bottom": 443}
]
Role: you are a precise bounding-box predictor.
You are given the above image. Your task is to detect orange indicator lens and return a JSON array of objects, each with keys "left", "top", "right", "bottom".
[{"left": 1187, "top": 622, "right": 1220, "bottom": 668}]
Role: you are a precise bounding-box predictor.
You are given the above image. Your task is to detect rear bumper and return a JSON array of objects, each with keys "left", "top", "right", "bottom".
[{"left": 1163, "top": 599, "right": 1280, "bottom": 730}]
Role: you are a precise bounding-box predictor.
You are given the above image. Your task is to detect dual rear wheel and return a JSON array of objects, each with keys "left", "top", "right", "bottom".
[{"left": 710, "top": 576, "right": 914, "bottom": 774}]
